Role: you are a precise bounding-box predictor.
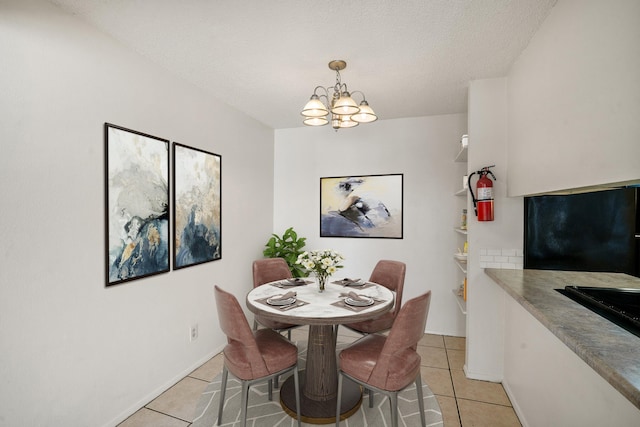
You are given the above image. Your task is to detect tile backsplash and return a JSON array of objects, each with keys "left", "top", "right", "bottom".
[{"left": 479, "top": 248, "right": 523, "bottom": 270}]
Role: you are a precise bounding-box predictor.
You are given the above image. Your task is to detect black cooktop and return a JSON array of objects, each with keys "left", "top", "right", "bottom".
[{"left": 557, "top": 286, "right": 640, "bottom": 338}]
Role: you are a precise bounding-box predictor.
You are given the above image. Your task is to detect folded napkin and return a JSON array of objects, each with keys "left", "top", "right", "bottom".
[
  {"left": 270, "top": 291, "right": 296, "bottom": 302},
  {"left": 347, "top": 291, "right": 370, "bottom": 302},
  {"left": 335, "top": 277, "right": 362, "bottom": 286},
  {"left": 286, "top": 278, "right": 307, "bottom": 285}
]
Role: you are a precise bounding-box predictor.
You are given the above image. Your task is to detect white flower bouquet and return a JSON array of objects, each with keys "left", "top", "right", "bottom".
[{"left": 296, "top": 249, "right": 344, "bottom": 291}]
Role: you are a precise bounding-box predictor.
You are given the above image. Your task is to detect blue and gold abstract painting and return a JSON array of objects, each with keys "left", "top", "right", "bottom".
[
  {"left": 173, "top": 143, "right": 221, "bottom": 269},
  {"left": 105, "top": 123, "right": 170, "bottom": 286}
]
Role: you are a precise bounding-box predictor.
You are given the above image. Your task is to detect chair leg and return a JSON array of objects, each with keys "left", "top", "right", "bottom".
[
  {"left": 389, "top": 391, "right": 399, "bottom": 427},
  {"left": 274, "top": 329, "right": 289, "bottom": 389},
  {"left": 268, "top": 379, "right": 273, "bottom": 401},
  {"left": 253, "top": 319, "right": 258, "bottom": 331},
  {"left": 293, "top": 364, "right": 302, "bottom": 427},
  {"left": 368, "top": 387, "right": 374, "bottom": 408},
  {"left": 217, "top": 366, "right": 228, "bottom": 425},
  {"left": 335, "top": 373, "right": 344, "bottom": 427},
  {"left": 415, "top": 375, "right": 426, "bottom": 427},
  {"left": 240, "top": 381, "right": 250, "bottom": 427}
]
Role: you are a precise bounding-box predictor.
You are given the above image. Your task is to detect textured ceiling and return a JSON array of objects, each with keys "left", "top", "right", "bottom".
[{"left": 49, "top": 0, "right": 557, "bottom": 129}]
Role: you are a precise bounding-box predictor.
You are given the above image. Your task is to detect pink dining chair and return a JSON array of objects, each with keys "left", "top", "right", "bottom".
[
  {"left": 252, "top": 258, "right": 300, "bottom": 340},
  {"left": 335, "top": 291, "right": 432, "bottom": 427},
  {"left": 338, "top": 260, "right": 406, "bottom": 336},
  {"left": 214, "top": 285, "right": 301, "bottom": 427}
]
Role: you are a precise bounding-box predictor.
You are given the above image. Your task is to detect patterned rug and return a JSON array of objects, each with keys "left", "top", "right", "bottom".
[{"left": 192, "top": 341, "right": 443, "bottom": 427}]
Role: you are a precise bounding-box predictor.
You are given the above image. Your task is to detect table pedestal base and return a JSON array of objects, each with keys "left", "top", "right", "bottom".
[{"left": 280, "top": 372, "right": 362, "bottom": 424}]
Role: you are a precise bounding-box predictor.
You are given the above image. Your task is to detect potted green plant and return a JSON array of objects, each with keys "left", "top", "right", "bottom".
[{"left": 263, "top": 227, "right": 308, "bottom": 278}]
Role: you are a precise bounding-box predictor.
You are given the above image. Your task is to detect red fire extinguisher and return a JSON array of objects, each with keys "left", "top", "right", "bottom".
[{"left": 468, "top": 165, "right": 496, "bottom": 221}]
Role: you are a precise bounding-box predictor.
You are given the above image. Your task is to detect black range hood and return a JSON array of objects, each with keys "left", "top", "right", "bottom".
[{"left": 525, "top": 187, "right": 640, "bottom": 278}]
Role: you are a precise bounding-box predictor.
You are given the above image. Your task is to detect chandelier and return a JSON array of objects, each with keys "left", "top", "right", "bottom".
[{"left": 300, "top": 60, "right": 378, "bottom": 129}]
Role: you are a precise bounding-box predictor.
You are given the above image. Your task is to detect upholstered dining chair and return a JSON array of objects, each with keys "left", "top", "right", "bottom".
[
  {"left": 335, "top": 291, "right": 432, "bottom": 427},
  {"left": 338, "top": 260, "right": 406, "bottom": 336},
  {"left": 214, "top": 285, "right": 301, "bottom": 427},
  {"left": 252, "top": 258, "right": 300, "bottom": 340}
]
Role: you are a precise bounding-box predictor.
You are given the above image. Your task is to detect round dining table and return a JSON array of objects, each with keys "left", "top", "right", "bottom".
[{"left": 246, "top": 279, "right": 394, "bottom": 424}]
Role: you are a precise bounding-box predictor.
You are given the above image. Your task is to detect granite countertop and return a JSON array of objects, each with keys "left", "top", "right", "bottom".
[{"left": 484, "top": 268, "right": 640, "bottom": 410}]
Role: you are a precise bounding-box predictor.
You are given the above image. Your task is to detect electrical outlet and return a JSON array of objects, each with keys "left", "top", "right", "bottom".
[{"left": 190, "top": 324, "right": 198, "bottom": 342}]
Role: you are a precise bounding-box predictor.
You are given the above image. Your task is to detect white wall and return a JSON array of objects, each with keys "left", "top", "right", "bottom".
[
  {"left": 274, "top": 115, "right": 468, "bottom": 336},
  {"left": 465, "top": 78, "right": 523, "bottom": 381},
  {"left": 0, "top": 1, "right": 274, "bottom": 426},
  {"left": 507, "top": 0, "right": 640, "bottom": 196}
]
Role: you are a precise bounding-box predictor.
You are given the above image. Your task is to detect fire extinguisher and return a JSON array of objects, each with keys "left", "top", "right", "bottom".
[{"left": 468, "top": 165, "right": 496, "bottom": 221}]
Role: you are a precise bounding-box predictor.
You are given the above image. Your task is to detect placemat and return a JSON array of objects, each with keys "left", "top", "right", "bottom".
[
  {"left": 331, "top": 297, "right": 386, "bottom": 312},
  {"left": 331, "top": 280, "right": 376, "bottom": 289},
  {"left": 270, "top": 279, "right": 314, "bottom": 288},
  {"left": 255, "top": 296, "right": 309, "bottom": 311}
]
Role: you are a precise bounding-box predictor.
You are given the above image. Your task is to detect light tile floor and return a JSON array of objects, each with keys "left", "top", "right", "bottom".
[{"left": 118, "top": 327, "right": 522, "bottom": 427}]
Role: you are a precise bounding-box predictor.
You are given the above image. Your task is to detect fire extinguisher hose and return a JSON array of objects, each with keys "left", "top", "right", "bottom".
[{"left": 468, "top": 171, "right": 479, "bottom": 217}]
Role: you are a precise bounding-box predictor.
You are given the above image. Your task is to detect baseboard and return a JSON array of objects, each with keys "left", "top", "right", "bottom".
[
  {"left": 462, "top": 365, "right": 503, "bottom": 383},
  {"left": 501, "top": 379, "right": 529, "bottom": 427},
  {"left": 424, "top": 328, "right": 466, "bottom": 338},
  {"left": 101, "top": 343, "right": 225, "bottom": 427}
]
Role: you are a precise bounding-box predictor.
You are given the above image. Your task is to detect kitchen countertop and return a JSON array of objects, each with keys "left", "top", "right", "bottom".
[{"left": 484, "top": 268, "right": 640, "bottom": 410}]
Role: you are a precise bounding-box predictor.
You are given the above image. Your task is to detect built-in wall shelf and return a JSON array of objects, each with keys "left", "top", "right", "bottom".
[
  {"left": 452, "top": 289, "right": 467, "bottom": 315},
  {"left": 453, "top": 136, "right": 468, "bottom": 329},
  {"left": 455, "top": 146, "right": 468, "bottom": 163}
]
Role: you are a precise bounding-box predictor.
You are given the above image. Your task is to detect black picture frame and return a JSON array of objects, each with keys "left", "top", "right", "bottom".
[
  {"left": 320, "top": 173, "right": 403, "bottom": 238},
  {"left": 172, "top": 142, "right": 222, "bottom": 269},
  {"left": 104, "top": 123, "right": 170, "bottom": 286}
]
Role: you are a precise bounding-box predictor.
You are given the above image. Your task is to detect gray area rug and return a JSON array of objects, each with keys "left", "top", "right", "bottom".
[{"left": 192, "top": 341, "right": 443, "bottom": 427}]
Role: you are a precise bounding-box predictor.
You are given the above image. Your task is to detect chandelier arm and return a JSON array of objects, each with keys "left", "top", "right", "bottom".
[
  {"left": 307, "top": 86, "right": 331, "bottom": 110},
  {"left": 349, "top": 91, "right": 367, "bottom": 103},
  {"left": 317, "top": 93, "right": 331, "bottom": 108},
  {"left": 313, "top": 86, "right": 335, "bottom": 110},
  {"left": 311, "top": 85, "right": 329, "bottom": 98}
]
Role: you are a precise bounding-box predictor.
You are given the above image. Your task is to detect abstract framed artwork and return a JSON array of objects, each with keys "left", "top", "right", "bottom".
[
  {"left": 105, "top": 123, "right": 170, "bottom": 286},
  {"left": 320, "top": 173, "right": 403, "bottom": 238},
  {"left": 172, "top": 143, "right": 221, "bottom": 269}
]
